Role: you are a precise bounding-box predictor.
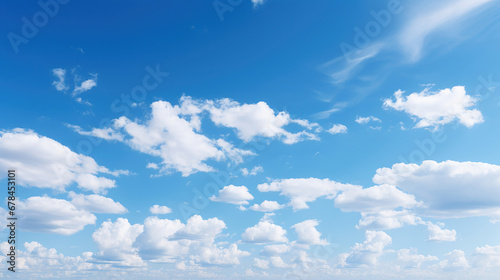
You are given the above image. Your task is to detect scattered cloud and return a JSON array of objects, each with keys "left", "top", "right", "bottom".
[
  {"left": 383, "top": 86, "right": 483, "bottom": 129},
  {"left": 339, "top": 230, "right": 392, "bottom": 267},
  {"left": 69, "top": 192, "right": 127, "bottom": 214},
  {"left": 73, "top": 74, "right": 98, "bottom": 96},
  {"left": 149, "top": 205, "right": 172, "bottom": 215},
  {"left": 292, "top": 220, "right": 328, "bottom": 246},
  {"left": 241, "top": 165, "right": 264, "bottom": 176},
  {"left": 209, "top": 185, "right": 254, "bottom": 205},
  {"left": 242, "top": 216, "right": 288, "bottom": 244},
  {"left": 326, "top": 124, "right": 347, "bottom": 134},
  {"left": 397, "top": 248, "right": 438, "bottom": 268},
  {"left": 355, "top": 116, "right": 381, "bottom": 124},
  {"left": 249, "top": 200, "right": 284, "bottom": 212},
  {"left": 52, "top": 68, "right": 69, "bottom": 91}
]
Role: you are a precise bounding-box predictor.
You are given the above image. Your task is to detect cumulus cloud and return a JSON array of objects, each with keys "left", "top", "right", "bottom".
[
  {"left": 52, "top": 68, "right": 69, "bottom": 91},
  {"left": 383, "top": 86, "right": 483, "bottom": 129},
  {"left": 241, "top": 165, "right": 264, "bottom": 176},
  {"left": 423, "top": 221, "right": 456, "bottom": 242},
  {"left": 242, "top": 216, "right": 288, "bottom": 244},
  {"left": 473, "top": 245, "right": 500, "bottom": 268},
  {"left": 439, "top": 250, "right": 469, "bottom": 270},
  {"left": 69, "top": 192, "right": 127, "bottom": 214},
  {"left": 0, "top": 129, "right": 126, "bottom": 194},
  {"left": 149, "top": 205, "right": 172, "bottom": 215},
  {"left": 18, "top": 196, "right": 96, "bottom": 235},
  {"left": 292, "top": 220, "right": 328, "bottom": 246},
  {"left": 326, "top": 124, "right": 347, "bottom": 134},
  {"left": 373, "top": 160, "right": 500, "bottom": 221},
  {"left": 355, "top": 116, "right": 381, "bottom": 124},
  {"left": 261, "top": 244, "right": 290, "bottom": 256},
  {"left": 209, "top": 185, "right": 254, "bottom": 205},
  {"left": 257, "top": 178, "right": 358, "bottom": 210},
  {"left": 397, "top": 248, "right": 438, "bottom": 268},
  {"left": 253, "top": 258, "right": 270, "bottom": 269},
  {"left": 249, "top": 200, "right": 284, "bottom": 212},
  {"left": 339, "top": 231, "right": 392, "bottom": 267}
]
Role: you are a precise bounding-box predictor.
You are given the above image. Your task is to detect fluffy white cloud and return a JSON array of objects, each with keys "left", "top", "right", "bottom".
[
  {"left": 173, "top": 215, "right": 226, "bottom": 240},
  {"left": 19, "top": 196, "right": 96, "bottom": 235},
  {"left": 357, "top": 210, "right": 419, "bottom": 230},
  {"left": 0, "top": 129, "right": 125, "bottom": 194},
  {"left": 241, "top": 165, "right": 264, "bottom": 176},
  {"left": 383, "top": 86, "right": 483, "bottom": 129},
  {"left": 92, "top": 218, "right": 145, "bottom": 267},
  {"left": 73, "top": 75, "right": 97, "bottom": 95},
  {"left": 397, "top": 248, "right": 438, "bottom": 268},
  {"left": 253, "top": 258, "right": 269, "bottom": 269},
  {"left": 249, "top": 200, "right": 284, "bottom": 212},
  {"left": 439, "top": 250, "right": 469, "bottom": 270},
  {"left": 292, "top": 220, "right": 328, "bottom": 246},
  {"left": 209, "top": 185, "right": 254, "bottom": 205},
  {"left": 69, "top": 192, "right": 127, "bottom": 214},
  {"left": 269, "top": 256, "right": 290, "bottom": 268},
  {"left": 355, "top": 116, "right": 381, "bottom": 124},
  {"left": 473, "top": 245, "right": 500, "bottom": 268},
  {"left": 52, "top": 68, "right": 68, "bottom": 91},
  {"left": 149, "top": 205, "right": 172, "bottom": 215},
  {"left": 242, "top": 216, "right": 288, "bottom": 244},
  {"left": 423, "top": 221, "right": 456, "bottom": 242},
  {"left": 339, "top": 231, "right": 392, "bottom": 267},
  {"left": 326, "top": 124, "right": 347, "bottom": 134},
  {"left": 373, "top": 160, "right": 500, "bottom": 221},
  {"left": 206, "top": 98, "right": 318, "bottom": 144},
  {"left": 258, "top": 178, "right": 358, "bottom": 210}
]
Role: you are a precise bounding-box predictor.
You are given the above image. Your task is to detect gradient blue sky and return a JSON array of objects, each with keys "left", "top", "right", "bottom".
[{"left": 1, "top": 0, "right": 500, "bottom": 279}]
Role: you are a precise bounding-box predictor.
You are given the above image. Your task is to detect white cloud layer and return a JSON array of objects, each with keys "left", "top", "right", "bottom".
[{"left": 383, "top": 86, "right": 483, "bottom": 129}]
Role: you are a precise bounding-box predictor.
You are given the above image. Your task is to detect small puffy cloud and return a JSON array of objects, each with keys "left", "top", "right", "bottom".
[
  {"left": 209, "top": 185, "right": 254, "bottom": 205},
  {"left": 269, "top": 256, "right": 290, "bottom": 268},
  {"left": 423, "top": 221, "right": 456, "bottom": 242},
  {"left": 473, "top": 245, "right": 500, "bottom": 268},
  {"left": 253, "top": 258, "right": 269, "bottom": 269},
  {"left": 397, "top": 248, "right": 438, "bottom": 268},
  {"left": 242, "top": 165, "right": 264, "bottom": 176},
  {"left": 357, "top": 210, "right": 419, "bottom": 230},
  {"left": 355, "top": 116, "right": 381, "bottom": 124},
  {"left": 69, "top": 192, "right": 127, "bottom": 214},
  {"left": 292, "top": 220, "right": 328, "bottom": 245},
  {"left": 249, "top": 200, "right": 283, "bottom": 212},
  {"left": 73, "top": 74, "right": 97, "bottom": 95},
  {"left": 383, "top": 86, "right": 483, "bottom": 129},
  {"left": 373, "top": 160, "right": 500, "bottom": 221},
  {"left": 52, "top": 68, "right": 69, "bottom": 91},
  {"left": 173, "top": 215, "right": 226, "bottom": 240},
  {"left": 0, "top": 128, "right": 125, "bottom": 194},
  {"left": 19, "top": 196, "right": 96, "bottom": 235},
  {"left": 207, "top": 98, "right": 318, "bottom": 144},
  {"left": 242, "top": 216, "right": 288, "bottom": 244},
  {"left": 258, "top": 178, "right": 358, "bottom": 210},
  {"left": 339, "top": 231, "right": 392, "bottom": 267},
  {"left": 326, "top": 124, "right": 347, "bottom": 134},
  {"left": 149, "top": 205, "right": 172, "bottom": 215},
  {"left": 439, "top": 250, "right": 469, "bottom": 270}
]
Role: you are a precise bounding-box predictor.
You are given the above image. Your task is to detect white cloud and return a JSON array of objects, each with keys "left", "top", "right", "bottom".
[
  {"left": 339, "top": 231, "right": 392, "bottom": 267},
  {"left": 249, "top": 200, "right": 283, "bottom": 212},
  {"left": 0, "top": 128, "right": 125, "bottom": 194},
  {"left": 326, "top": 124, "right": 347, "bottom": 134},
  {"left": 73, "top": 74, "right": 97, "bottom": 95},
  {"left": 209, "top": 185, "right": 254, "bottom": 205},
  {"left": 373, "top": 160, "right": 500, "bottom": 221},
  {"left": 269, "top": 256, "right": 290, "bottom": 268},
  {"left": 253, "top": 258, "right": 270, "bottom": 269},
  {"left": 19, "top": 196, "right": 96, "bottom": 235},
  {"left": 423, "top": 221, "right": 456, "bottom": 242},
  {"left": 52, "top": 68, "right": 69, "bottom": 91},
  {"left": 242, "top": 216, "right": 288, "bottom": 244},
  {"left": 355, "top": 116, "right": 381, "bottom": 124},
  {"left": 242, "top": 165, "right": 264, "bottom": 176},
  {"left": 92, "top": 218, "right": 145, "bottom": 267},
  {"left": 292, "top": 220, "right": 328, "bottom": 246},
  {"left": 206, "top": 98, "right": 318, "bottom": 144},
  {"left": 68, "top": 124, "right": 123, "bottom": 141},
  {"left": 473, "top": 245, "right": 500, "bottom": 268},
  {"left": 439, "top": 250, "right": 469, "bottom": 270},
  {"left": 383, "top": 86, "right": 483, "bottom": 129},
  {"left": 149, "top": 205, "right": 172, "bottom": 215},
  {"left": 397, "top": 248, "right": 438, "bottom": 268},
  {"left": 69, "top": 192, "right": 127, "bottom": 214},
  {"left": 357, "top": 210, "right": 419, "bottom": 230},
  {"left": 251, "top": 0, "right": 266, "bottom": 8},
  {"left": 257, "top": 178, "right": 358, "bottom": 210},
  {"left": 173, "top": 215, "right": 226, "bottom": 240}
]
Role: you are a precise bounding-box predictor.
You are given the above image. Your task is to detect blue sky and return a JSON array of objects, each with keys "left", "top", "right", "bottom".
[{"left": 1, "top": 0, "right": 500, "bottom": 279}]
